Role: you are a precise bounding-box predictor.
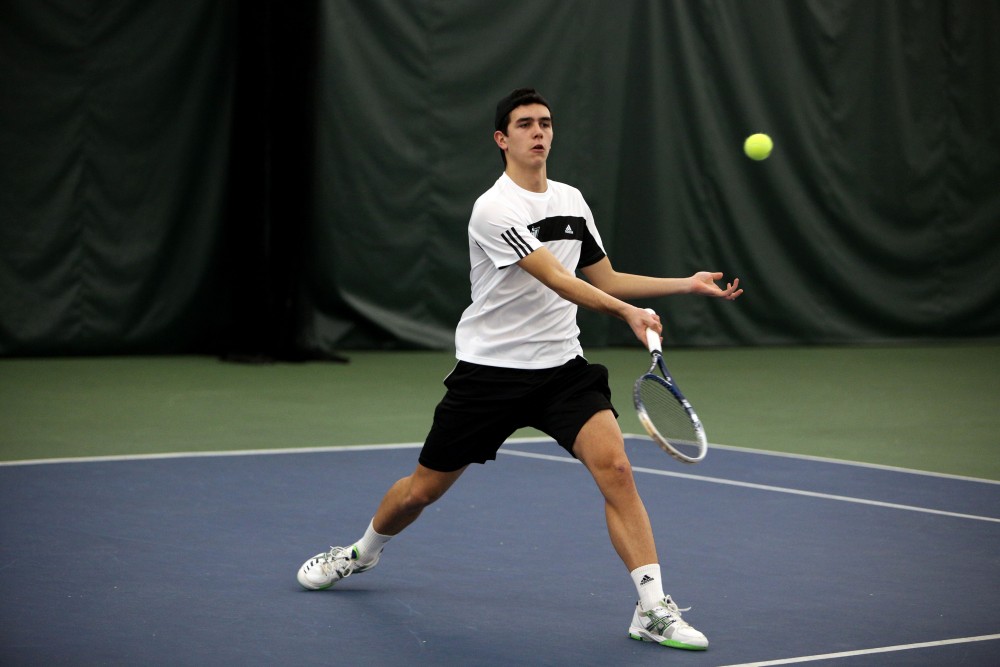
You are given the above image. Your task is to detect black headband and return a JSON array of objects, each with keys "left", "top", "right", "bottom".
[{"left": 494, "top": 88, "right": 551, "bottom": 132}]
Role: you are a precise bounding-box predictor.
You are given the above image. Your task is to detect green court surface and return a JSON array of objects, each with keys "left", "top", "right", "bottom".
[{"left": 1, "top": 344, "right": 997, "bottom": 480}]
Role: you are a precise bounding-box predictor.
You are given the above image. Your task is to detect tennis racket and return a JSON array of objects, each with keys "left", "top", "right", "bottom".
[{"left": 632, "top": 309, "right": 708, "bottom": 464}]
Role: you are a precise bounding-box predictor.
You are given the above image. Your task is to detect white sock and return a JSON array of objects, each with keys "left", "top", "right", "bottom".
[
  {"left": 353, "top": 519, "right": 392, "bottom": 564},
  {"left": 630, "top": 564, "right": 666, "bottom": 611}
]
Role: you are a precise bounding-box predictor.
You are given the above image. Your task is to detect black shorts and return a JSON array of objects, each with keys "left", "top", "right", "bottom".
[{"left": 418, "top": 356, "right": 618, "bottom": 472}]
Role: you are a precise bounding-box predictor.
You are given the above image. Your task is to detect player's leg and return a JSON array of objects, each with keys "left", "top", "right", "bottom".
[
  {"left": 571, "top": 409, "right": 657, "bottom": 571},
  {"left": 573, "top": 410, "right": 708, "bottom": 650},
  {"left": 372, "top": 462, "right": 467, "bottom": 536},
  {"left": 297, "top": 463, "right": 466, "bottom": 590}
]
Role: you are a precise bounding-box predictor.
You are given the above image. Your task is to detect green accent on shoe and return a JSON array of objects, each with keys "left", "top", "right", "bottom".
[
  {"left": 628, "top": 631, "right": 708, "bottom": 651},
  {"left": 659, "top": 639, "right": 707, "bottom": 651}
]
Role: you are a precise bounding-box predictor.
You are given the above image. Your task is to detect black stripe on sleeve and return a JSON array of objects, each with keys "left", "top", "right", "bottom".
[
  {"left": 501, "top": 228, "right": 533, "bottom": 259},
  {"left": 577, "top": 226, "right": 606, "bottom": 269}
]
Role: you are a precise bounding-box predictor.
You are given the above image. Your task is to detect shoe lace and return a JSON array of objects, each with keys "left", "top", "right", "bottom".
[
  {"left": 645, "top": 597, "right": 693, "bottom": 632},
  {"left": 320, "top": 546, "right": 356, "bottom": 579}
]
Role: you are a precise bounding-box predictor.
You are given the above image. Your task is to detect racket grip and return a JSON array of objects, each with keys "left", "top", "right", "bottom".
[{"left": 643, "top": 308, "right": 663, "bottom": 354}]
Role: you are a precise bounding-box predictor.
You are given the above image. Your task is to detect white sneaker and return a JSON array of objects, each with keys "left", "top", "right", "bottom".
[
  {"left": 628, "top": 596, "right": 708, "bottom": 650},
  {"left": 297, "top": 545, "right": 380, "bottom": 590}
]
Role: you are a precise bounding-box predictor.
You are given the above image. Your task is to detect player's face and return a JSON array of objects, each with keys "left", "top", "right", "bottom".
[{"left": 496, "top": 103, "right": 552, "bottom": 168}]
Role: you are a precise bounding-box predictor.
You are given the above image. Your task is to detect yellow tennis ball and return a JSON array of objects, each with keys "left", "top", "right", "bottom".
[{"left": 744, "top": 133, "right": 773, "bottom": 161}]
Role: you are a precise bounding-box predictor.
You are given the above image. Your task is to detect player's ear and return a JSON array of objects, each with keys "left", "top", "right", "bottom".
[{"left": 494, "top": 130, "right": 507, "bottom": 151}]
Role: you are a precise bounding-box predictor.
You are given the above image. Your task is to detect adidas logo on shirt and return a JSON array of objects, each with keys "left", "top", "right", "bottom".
[{"left": 564, "top": 224, "right": 574, "bottom": 234}]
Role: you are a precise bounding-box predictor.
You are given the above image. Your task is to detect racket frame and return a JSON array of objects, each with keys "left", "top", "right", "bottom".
[{"left": 632, "top": 313, "right": 708, "bottom": 464}]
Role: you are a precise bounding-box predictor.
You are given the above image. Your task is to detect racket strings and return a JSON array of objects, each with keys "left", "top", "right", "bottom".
[{"left": 637, "top": 376, "right": 702, "bottom": 457}]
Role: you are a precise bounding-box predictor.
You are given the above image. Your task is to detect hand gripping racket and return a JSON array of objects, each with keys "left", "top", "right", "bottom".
[{"left": 632, "top": 309, "right": 708, "bottom": 464}]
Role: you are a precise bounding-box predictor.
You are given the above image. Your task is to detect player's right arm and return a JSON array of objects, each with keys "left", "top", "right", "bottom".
[{"left": 517, "top": 246, "right": 660, "bottom": 342}]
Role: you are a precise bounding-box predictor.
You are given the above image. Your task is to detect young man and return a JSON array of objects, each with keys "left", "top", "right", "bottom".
[{"left": 297, "top": 88, "right": 743, "bottom": 651}]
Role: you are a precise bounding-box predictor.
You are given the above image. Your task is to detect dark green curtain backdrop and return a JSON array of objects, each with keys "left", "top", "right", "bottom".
[
  {"left": 2, "top": 1, "right": 999, "bottom": 355},
  {"left": 0, "top": 0, "right": 236, "bottom": 355}
]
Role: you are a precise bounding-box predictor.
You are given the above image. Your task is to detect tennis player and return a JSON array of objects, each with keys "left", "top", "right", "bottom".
[{"left": 297, "top": 88, "right": 742, "bottom": 651}]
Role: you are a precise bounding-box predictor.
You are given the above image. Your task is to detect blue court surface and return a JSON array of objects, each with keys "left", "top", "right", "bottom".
[{"left": 2, "top": 438, "right": 998, "bottom": 666}]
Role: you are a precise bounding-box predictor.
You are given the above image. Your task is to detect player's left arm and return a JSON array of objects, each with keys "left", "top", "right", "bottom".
[{"left": 580, "top": 257, "right": 743, "bottom": 301}]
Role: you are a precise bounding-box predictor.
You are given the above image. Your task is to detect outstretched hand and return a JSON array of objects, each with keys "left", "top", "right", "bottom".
[{"left": 691, "top": 272, "right": 743, "bottom": 300}]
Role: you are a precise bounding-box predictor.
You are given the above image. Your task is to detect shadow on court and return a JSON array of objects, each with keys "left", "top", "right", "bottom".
[{"left": 1, "top": 440, "right": 998, "bottom": 666}]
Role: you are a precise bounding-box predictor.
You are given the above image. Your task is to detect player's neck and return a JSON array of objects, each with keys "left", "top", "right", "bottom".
[{"left": 505, "top": 164, "right": 548, "bottom": 193}]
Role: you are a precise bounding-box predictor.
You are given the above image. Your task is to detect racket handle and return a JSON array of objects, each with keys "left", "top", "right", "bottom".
[{"left": 643, "top": 308, "right": 663, "bottom": 354}]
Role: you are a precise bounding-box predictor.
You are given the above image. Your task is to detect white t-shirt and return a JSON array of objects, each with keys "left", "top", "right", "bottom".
[{"left": 454, "top": 173, "right": 607, "bottom": 369}]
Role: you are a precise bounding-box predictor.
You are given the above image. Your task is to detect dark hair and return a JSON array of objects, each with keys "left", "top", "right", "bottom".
[
  {"left": 494, "top": 88, "right": 551, "bottom": 165},
  {"left": 494, "top": 87, "right": 551, "bottom": 133}
]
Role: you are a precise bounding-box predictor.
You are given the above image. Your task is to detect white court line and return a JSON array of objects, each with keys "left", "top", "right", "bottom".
[
  {"left": 0, "top": 442, "right": 424, "bottom": 467},
  {"left": 717, "top": 633, "right": 1000, "bottom": 666},
  {"left": 10, "top": 437, "right": 994, "bottom": 523},
  {"left": 4, "top": 434, "right": 998, "bottom": 486},
  {"left": 497, "top": 449, "right": 1000, "bottom": 524},
  {"left": 709, "top": 442, "right": 1000, "bottom": 486}
]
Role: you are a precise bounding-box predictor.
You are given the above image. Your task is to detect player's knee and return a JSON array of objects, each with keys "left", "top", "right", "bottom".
[
  {"left": 612, "top": 457, "right": 635, "bottom": 480},
  {"left": 597, "top": 455, "right": 635, "bottom": 488},
  {"left": 402, "top": 481, "right": 446, "bottom": 511}
]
